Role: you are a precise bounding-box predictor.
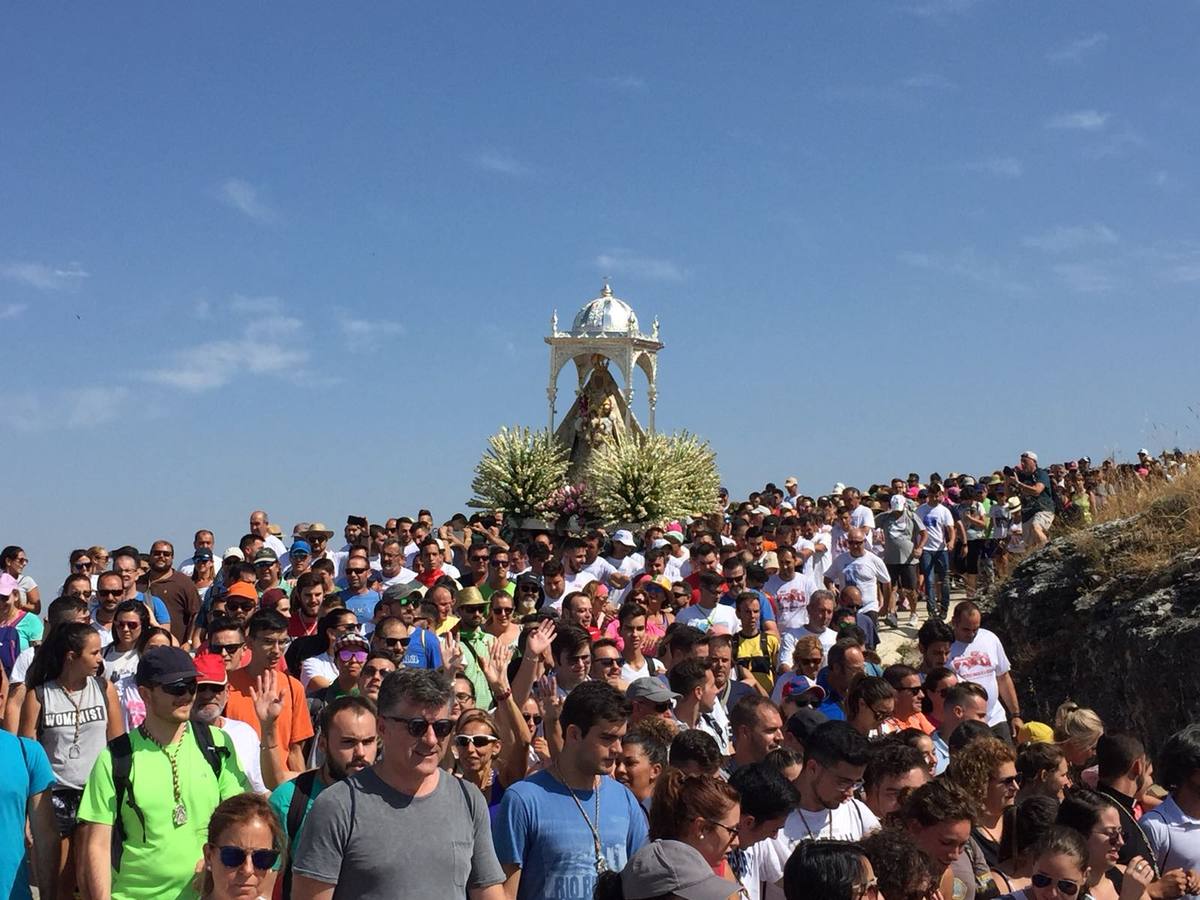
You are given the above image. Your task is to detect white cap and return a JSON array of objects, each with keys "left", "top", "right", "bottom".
[
  {"left": 651, "top": 538, "right": 671, "bottom": 550},
  {"left": 890, "top": 495, "right": 906, "bottom": 512},
  {"left": 1138, "top": 448, "right": 1150, "bottom": 456},
  {"left": 1021, "top": 451, "right": 1038, "bottom": 463},
  {"left": 223, "top": 547, "right": 244, "bottom": 561},
  {"left": 611, "top": 529, "right": 637, "bottom": 549},
  {"left": 833, "top": 482, "right": 846, "bottom": 494}
]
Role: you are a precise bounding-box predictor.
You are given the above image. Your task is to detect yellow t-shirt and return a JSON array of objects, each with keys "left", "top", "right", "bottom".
[{"left": 735, "top": 631, "right": 780, "bottom": 692}]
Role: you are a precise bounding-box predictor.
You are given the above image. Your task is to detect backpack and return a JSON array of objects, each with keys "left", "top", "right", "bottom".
[
  {"left": 108, "top": 721, "right": 228, "bottom": 870},
  {"left": 281, "top": 769, "right": 320, "bottom": 899},
  {"left": 0, "top": 611, "right": 27, "bottom": 674}
]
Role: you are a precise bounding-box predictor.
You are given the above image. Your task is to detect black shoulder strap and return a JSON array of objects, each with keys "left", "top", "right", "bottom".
[
  {"left": 281, "top": 770, "right": 320, "bottom": 900},
  {"left": 108, "top": 733, "right": 140, "bottom": 871},
  {"left": 191, "top": 721, "right": 228, "bottom": 779}
]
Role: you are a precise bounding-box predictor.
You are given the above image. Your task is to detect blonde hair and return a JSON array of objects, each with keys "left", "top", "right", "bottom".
[
  {"left": 1053, "top": 701, "right": 1104, "bottom": 750},
  {"left": 791, "top": 635, "right": 824, "bottom": 668}
]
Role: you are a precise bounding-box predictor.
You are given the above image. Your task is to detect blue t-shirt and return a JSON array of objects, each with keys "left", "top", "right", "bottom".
[
  {"left": 494, "top": 769, "right": 648, "bottom": 900},
  {"left": 137, "top": 591, "right": 172, "bottom": 627},
  {"left": 718, "top": 588, "right": 777, "bottom": 625},
  {"left": 401, "top": 628, "right": 443, "bottom": 669},
  {"left": 268, "top": 774, "right": 327, "bottom": 864},
  {"left": 342, "top": 590, "right": 382, "bottom": 628},
  {"left": 0, "top": 733, "right": 55, "bottom": 900}
]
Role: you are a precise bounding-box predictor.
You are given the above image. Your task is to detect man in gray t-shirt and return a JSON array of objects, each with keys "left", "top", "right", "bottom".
[{"left": 291, "top": 670, "right": 505, "bottom": 900}]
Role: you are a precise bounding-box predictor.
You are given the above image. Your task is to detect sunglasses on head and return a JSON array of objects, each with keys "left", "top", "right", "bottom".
[
  {"left": 1031, "top": 874, "right": 1080, "bottom": 896},
  {"left": 158, "top": 680, "right": 198, "bottom": 697},
  {"left": 216, "top": 846, "right": 280, "bottom": 871},
  {"left": 454, "top": 734, "right": 500, "bottom": 749},
  {"left": 385, "top": 715, "right": 455, "bottom": 738}
]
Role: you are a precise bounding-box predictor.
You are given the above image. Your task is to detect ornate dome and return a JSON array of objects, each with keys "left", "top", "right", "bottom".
[{"left": 570, "top": 283, "right": 640, "bottom": 336}]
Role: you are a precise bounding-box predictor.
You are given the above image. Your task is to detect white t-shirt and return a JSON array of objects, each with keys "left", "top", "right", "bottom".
[
  {"left": 917, "top": 503, "right": 956, "bottom": 553},
  {"left": 850, "top": 505, "right": 876, "bottom": 532},
  {"left": 620, "top": 657, "right": 662, "bottom": 683},
  {"left": 948, "top": 627, "right": 1011, "bottom": 728},
  {"left": 602, "top": 555, "right": 642, "bottom": 606},
  {"left": 675, "top": 603, "right": 739, "bottom": 635},
  {"left": 778, "top": 626, "right": 836, "bottom": 670},
  {"left": 299, "top": 652, "right": 338, "bottom": 689},
  {"left": 379, "top": 568, "right": 417, "bottom": 588},
  {"left": 10, "top": 646, "right": 35, "bottom": 685},
  {"left": 760, "top": 800, "right": 881, "bottom": 900},
  {"left": 219, "top": 716, "right": 267, "bottom": 795},
  {"left": 764, "top": 572, "right": 813, "bottom": 631},
  {"left": 563, "top": 570, "right": 597, "bottom": 594},
  {"left": 583, "top": 556, "right": 617, "bottom": 584},
  {"left": 824, "top": 552, "right": 892, "bottom": 614}
]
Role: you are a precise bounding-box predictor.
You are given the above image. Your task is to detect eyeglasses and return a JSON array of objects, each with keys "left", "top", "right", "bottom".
[
  {"left": 797, "top": 657, "right": 823, "bottom": 667},
  {"left": 158, "top": 680, "right": 198, "bottom": 697},
  {"left": 1031, "top": 874, "right": 1081, "bottom": 896},
  {"left": 70, "top": 590, "right": 94, "bottom": 600},
  {"left": 12, "top": 557, "right": 28, "bottom": 565},
  {"left": 115, "top": 620, "right": 141, "bottom": 630},
  {"left": 593, "top": 657, "right": 621, "bottom": 668},
  {"left": 469, "top": 555, "right": 490, "bottom": 563},
  {"left": 290, "top": 552, "right": 310, "bottom": 560},
  {"left": 381, "top": 636, "right": 409, "bottom": 649},
  {"left": 383, "top": 715, "right": 455, "bottom": 739},
  {"left": 492, "top": 606, "right": 513, "bottom": 616},
  {"left": 334, "top": 623, "right": 360, "bottom": 634},
  {"left": 337, "top": 649, "right": 368, "bottom": 664},
  {"left": 454, "top": 691, "right": 474, "bottom": 703},
  {"left": 1092, "top": 828, "right": 1123, "bottom": 845},
  {"left": 216, "top": 846, "right": 281, "bottom": 871},
  {"left": 226, "top": 601, "right": 256, "bottom": 613},
  {"left": 854, "top": 880, "right": 880, "bottom": 900},
  {"left": 454, "top": 734, "right": 501, "bottom": 749},
  {"left": 518, "top": 585, "right": 540, "bottom": 593},
  {"left": 896, "top": 684, "right": 922, "bottom": 694},
  {"left": 490, "top": 560, "right": 509, "bottom": 567},
  {"left": 847, "top": 540, "right": 865, "bottom": 546},
  {"left": 256, "top": 637, "right": 290, "bottom": 650},
  {"left": 704, "top": 819, "right": 740, "bottom": 843},
  {"left": 74, "top": 562, "right": 93, "bottom": 570},
  {"left": 347, "top": 567, "right": 370, "bottom": 575},
  {"left": 992, "top": 775, "right": 1020, "bottom": 788},
  {"left": 150, "top": 550, "right": 173, "bottom": 557},
  {"left": 649, "top": 701, "right": 672, "bottom": 713},
  {"left": 362, "top": 665, "right": 393, "bottom": 679},
  {"left": 869, "top": 706, "right": 892, "bottom": 722},
  {"left": 97, "top": 588, "right": 124, "bottom": 597},
  {"left": 523, "top": 713, "right": 543, "bottom": 726}
]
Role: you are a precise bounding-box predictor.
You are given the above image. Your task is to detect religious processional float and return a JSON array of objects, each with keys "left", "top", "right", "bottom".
[{"left": 468, "top": 284, "right": 721, "bottom": 535}]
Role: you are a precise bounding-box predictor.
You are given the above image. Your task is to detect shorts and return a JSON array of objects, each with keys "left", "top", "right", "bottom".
[
  {"left": 964, "top": 540, "right": 985, "bottom": 575},
  {"left": 1029, "top": 511, "right": 1054, "bottom": 533},
  {"left": 885, "top": 563, "right": 918, "bottom": 591},
  {"left": 51, "top": 787, "right": 83, "bottom": 836}
]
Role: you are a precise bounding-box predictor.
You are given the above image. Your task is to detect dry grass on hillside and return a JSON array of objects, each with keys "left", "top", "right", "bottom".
[{"left": 1070, "top": 467, "right": 1200, "bottom": 578}]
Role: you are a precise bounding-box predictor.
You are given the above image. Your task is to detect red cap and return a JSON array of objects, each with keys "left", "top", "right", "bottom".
[{"left": 194, "top": 652, "right": 228, "bottom": 686}]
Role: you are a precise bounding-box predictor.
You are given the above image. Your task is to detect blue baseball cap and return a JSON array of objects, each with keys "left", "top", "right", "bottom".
[
  {"left": 290, "top": 540, "right": 312, "bottom": 557},
  {"left": 193, "top": 548, "right": 214, "bottom": 562}
]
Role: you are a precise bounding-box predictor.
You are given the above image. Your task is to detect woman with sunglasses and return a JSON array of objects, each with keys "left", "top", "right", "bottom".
[
  {"left": 771, "top": 634, "right": 825, "bottom": 704},
  {"left": 484, "top": 593, "right": 522, "bottom": 653},
  {"left": 999, "top": 825, "right": 1127, "bottom": 900},
  {"left": 649, "top": 770, "right": 741, "bottom": 877},
  {"left": 948, "top": 737, "right": 1020, "bottom": 871},
  {"left": 21, "top": 622, "right": 123, "bottom": 899},
  {"left": 1, "top": 545, "right": 40, "bottom": 613},
  {"left": 451, "top": 640, "right": 531, "bottom": 818},
  {"left": 198, "top": 792, "right": 284, "bottom": 900},
  {"left": 846, "top": 675, "right": 897, "bottom": 739},
  {"left": 103, "top": 600, "right": 148, "bottom": 682},
  {"left": 1055, "top": 790, "right": 1155, "bottom": 900}
]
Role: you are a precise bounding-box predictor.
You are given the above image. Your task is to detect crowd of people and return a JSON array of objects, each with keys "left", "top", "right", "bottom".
[{"left": 0, "top": 448, "right": 1194, "bottom": 900}]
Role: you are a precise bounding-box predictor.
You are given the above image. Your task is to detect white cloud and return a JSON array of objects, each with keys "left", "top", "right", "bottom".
[
  {"left": 0, "top": 303, "right": 27, "bottom": 320},
  {"left": 1053, "top": 262, "right": 1116, "bottom": 293},
  {"left": 218, "top": 178, "right": 279, "bottom": 223},
  {"left": 469, "top": 150, "right": 531, "bottom": 177},
  {"left": 1046, "top": 110, "right": 1110, "bottom": 131},
  {"left": 962, "top": 157, "right": 1024, "bottom": 178},
  {"left": 1047, "top": 32, "right": 1108, "bottom": 64},
  {"left": 901, "top": 73, "right": 957, "bottom": 90},
  {"left": 0, "top": 261, "right": 90, "bottom": 291},
  {"left": 337, "top": 313, "right": 405, "bottom": 350},
  {"left": 1021, "top": 224, "right": 1119, "bottom": 253},
  {"left": 594, "top": 249, "right": 686, "bottom": 283},
  {"left": 144, "top": 299, "right": 308, "bottom": 392},
  {"left": 902, "top": 0, "right": 982, "bottom": 17},
  {"left": 897, "top": 248, "right": 1029, "bottom": 294},
  {"left": 593, "top": 75, "right": 646, "bottom": 91},
  {"left": 11, "top": 385, "right": 128, "bottom": 432}
]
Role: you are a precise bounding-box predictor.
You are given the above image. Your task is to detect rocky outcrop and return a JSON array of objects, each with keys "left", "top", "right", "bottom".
[{"left": 983, "top": 508, "right": 1200, "bottom": 753}]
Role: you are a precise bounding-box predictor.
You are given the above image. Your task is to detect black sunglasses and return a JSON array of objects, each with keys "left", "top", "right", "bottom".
[
  {"left": 226, "top": 601, "right": 256, "bottom": 613},
  {"left": 209, "top": 641, "right": 244, "bottom": 655},
  {"left": 523, "top": 713, "right": 543, "bottom": 726},
  {"left": 1031, "top": 874, "right": 1080, "bottom": 896},
  {"left": 158, "top": 680, "right": 198, "bottom": 697},
  {"left": 381, "top": 636, "right": 409, "bottom": 648},
  {"left": 217, "top": 846, "right": 280, "bottom": 871},
  {"left": 384, "top": 715, "right": 454, "bottom": 739}
]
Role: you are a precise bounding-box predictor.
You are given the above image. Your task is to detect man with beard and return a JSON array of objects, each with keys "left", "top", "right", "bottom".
[
  {"left": 494, "top": 681, "right": 648, "bottom": 900},
  {"left": 268, "top": 695, "right": 379, "bottom": 898},
  {"left": 143, "top": 540, "right": 201, "bottom": 643},
  {"left": 190, "top": 653, "right": 266, "bottom": 793}
]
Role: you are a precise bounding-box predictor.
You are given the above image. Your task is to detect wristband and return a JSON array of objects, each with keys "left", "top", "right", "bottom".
[{"left": 492, "top": 687, "right": 512, "bottom": 703}]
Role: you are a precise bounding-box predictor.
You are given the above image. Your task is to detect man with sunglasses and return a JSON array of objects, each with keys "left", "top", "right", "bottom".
[
  {"left": 477, "top": 546, "right": 514, "bottom": 602},
  {"left": 370, "top": 613, "right": 412, "bottom": 658},
  {"left": 494, "top": 681, "right": 647, "bottom": 900},
  {"left": 111, "top": 545, "right": 171, "bottom": 629},
  {"left": 340, "top": 556, "right": 382, "bottom": 634},
  {"left": 824, "top": 529, "right": 891, "bottom": 622},
  {"left": 627, "top": 677, "right": 679, "bottom": 724},
  {"left": 90, "top": 570, "right": 122, "bottom": 648},
  {"left": 377, "top": 539, "right": 417, "bottom": 590},
  {"left": 225, "top": 610, "right": 314, "bottom": 775},
  {"left": 77, "top": 647, "right": 250, "bottom": 900},
  {"left": 144, "top": 540, "right": 201, "bottom": 645},
  {"left": 293, "top": 669, "right": 505, "bottom": 900},
  {"left": 455, "top": 587, "right": 496, "bottom": 710}
]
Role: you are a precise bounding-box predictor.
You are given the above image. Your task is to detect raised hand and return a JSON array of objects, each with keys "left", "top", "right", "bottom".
[
  {"left": 250, "top": 669, "right": 284, "bottom": 730},
  {"left": 525, "top": 619, "right": 557, "bottom": 660},
  {"left": 483, "top": 640, "right": 513, "bottom": 691}
]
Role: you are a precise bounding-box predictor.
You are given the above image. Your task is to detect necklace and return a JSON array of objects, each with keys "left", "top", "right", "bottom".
[
  {"left": 62, "top": 682, "right": 85, "bottom": 759},
  {"left": 1097, "top": 789, "right": 1160, "bottom": 878},
  {"left": 796, "top": 805, "right": 829, "bottom": 841},
  {"left": 140, "top": 723, "right": 189, "bottom": 827},
  {"left": 555, "top": 764, "right": 607, "bottom": 875}
]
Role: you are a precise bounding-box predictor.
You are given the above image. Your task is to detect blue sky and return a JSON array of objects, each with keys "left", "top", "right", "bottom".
[{"left": 3, "top": 2, "right": 1199, "bottom": 579}]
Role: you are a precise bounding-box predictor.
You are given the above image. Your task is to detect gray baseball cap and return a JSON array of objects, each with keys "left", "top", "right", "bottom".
[
  {"left": 621, "top": 840, "right": 737, "bottom": 900},
  {"left": 626, "top": 677, "right": 679, "bottom": 705}
]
